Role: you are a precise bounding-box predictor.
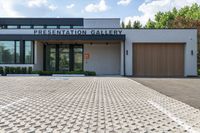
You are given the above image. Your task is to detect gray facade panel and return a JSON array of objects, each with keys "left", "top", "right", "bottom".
[{"left": 0, "top": 18, "right": 83, "bottom": 26}]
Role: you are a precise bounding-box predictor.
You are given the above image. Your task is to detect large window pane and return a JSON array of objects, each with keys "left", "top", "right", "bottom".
[
  {"left": 60, "top": 26, "right": 70, "bottom": 29},
  {"left": 46, "top": 26, "right": 57, "bottom": 29},
  {"left": 46, "top": 45, "right": 56, "bottom": 71},
  {"left": 0, "top": 41, "right": 15, "bottom": 64},
  {"left": 7, "top": 26, "right": 18, "bottom": 29},
  {"left": 34, "top": 26, "right": 44, "bottom": 29},
  {"left": 25, "top": 41, "right": 34, "bottom": 64},
  {"left": 16, "top": 41, "right": 20, "bottom": 64},
  {"left": 20, "top": 26, "right": 31, "bottom": 29},
  {"left": 74, "top": 46, "right": 83, "bottom": 71},
  {"left": 59, "top": 45, "right": 70, "bottom": 71}
]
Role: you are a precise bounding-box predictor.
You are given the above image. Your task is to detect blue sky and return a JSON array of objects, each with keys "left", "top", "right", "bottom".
[{"left": 0, "top": 0, "right": 199, "bottom": 25}]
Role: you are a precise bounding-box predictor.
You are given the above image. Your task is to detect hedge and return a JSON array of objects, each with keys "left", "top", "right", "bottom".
[
  {"left": 0, "top": 67, "right": 33, "bottom": 75},
  {"left": 32, "top": 70, "right": 96, "bottom": 76},
  {"left": 0, "top": 67, "right": 96, "bottom": 76}
]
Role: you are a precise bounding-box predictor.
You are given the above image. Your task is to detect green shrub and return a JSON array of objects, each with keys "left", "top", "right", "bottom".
[
  {"left": 9, "top": 67, "right": 15, "bottom": 74},
  {"left": 0, "top": 67, "right": 4, "bottom": 75},
  {"left": 31, "top": 70, "right": 95, "bottom": 76},
  {"left": 5, "top": 67, "right": 9, "bottom": 74},
  {"left": 198, "top": 69, "right": 200, "bottom": 75},
  {"left": 16, "top": 67, "right": 21, "bottom": 74},
  {"left": 28, "top": 67, "right": 32, "bottom": 74},
  {"left": 21, "top": 67, "right": 27, "bottom": 74},
  {"left": 84, "top": 71, "right": 96, "bottom": 76}
]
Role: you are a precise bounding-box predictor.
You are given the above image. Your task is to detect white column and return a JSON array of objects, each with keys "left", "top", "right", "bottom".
[{"left": 120, "top": 41, "right": 125, "bottom": 76}]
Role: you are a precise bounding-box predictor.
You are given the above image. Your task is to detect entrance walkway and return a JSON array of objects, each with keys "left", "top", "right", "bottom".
[{"left": 0, "top": 77, "right": 200, "bottom": 132}]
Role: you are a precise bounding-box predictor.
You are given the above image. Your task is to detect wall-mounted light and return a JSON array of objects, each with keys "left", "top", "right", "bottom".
[
  {"left": 191, "top": 50, "right": 194, "bottom": 56},
  {"left": 126, "top": 50, "right": 128, "bottom": 55}
]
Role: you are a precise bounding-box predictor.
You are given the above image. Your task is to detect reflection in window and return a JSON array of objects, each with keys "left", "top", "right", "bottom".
[
  {"left": 34, "top": 26, "right": 44, "bottom": 29},
  {"left": 74, "top": 46, "right": 83, "bottom": 71},
  {"left": 46, "top": 46, "right": 56, "bottom": 71},
  {"left": 0, "top": 41, "right": 15, "bottom": 64},
  {"left": 60, "top": 26, "right": 70, "bottom": 29},
  {"left": 21, "top": 26, "right": 31, "bottom": 29},
  {"left": 0, "top": 25, "right": 4, "bottom": 29},
  {"left": 59, "top": 45, "right": 70, "bottom": 71},
  {"left": 16, "top": 41, "right": 20, "bottom": 64},
  {"left": 25, "top": 41, "right": 34, "bottom": 64},
  {"left": 7, "top": 26, "right": 18, "bottom": 29},
  {"left": 46, "top": 26, "right": 57, "bottom": 29}
]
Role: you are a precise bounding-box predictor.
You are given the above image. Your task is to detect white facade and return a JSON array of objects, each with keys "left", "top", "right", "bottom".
[
  {"left": 84, "top": 44, "right": 121, "bottom": 75},
  {"left": 0, "top": 18, "right": 198, "bottom": 77},
  {"left": 123, "top": 29, "right": 198, "bottom": 76}
]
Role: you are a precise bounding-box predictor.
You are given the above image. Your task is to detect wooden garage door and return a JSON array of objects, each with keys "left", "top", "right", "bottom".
[{"left": 133, "top": 43, "right": 184, "bottom": 77}]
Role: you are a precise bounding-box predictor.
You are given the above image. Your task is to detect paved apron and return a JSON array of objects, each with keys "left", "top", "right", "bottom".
[{"left": 0, "top": 77, "right": 200, "bottom": 133}]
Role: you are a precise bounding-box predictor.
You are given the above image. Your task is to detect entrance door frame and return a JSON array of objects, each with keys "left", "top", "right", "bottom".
[{"left": 43, "top": 43, "right": 84, "bottom": 71}]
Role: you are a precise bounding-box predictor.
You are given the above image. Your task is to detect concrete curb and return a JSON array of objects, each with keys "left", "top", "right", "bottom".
[
  {"left": 6, "top": 74, "right": 39, "bottom": 77},
  {"left": 52, "top": 74, "right": 85, "bottom": 77}
]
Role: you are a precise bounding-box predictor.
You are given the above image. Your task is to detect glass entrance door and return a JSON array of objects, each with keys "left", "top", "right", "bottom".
[
  {"left": 45, "top": 44, "right": 83, "bottom": 71},
  {"left": 46, "top": 45, "right": 56, "bottom": 71},
  {"left": 59, "top": 45, "right": 70, "bottom": 71}
]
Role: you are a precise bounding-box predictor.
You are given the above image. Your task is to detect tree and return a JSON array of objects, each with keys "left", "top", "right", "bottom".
[
  {"left": 152, "top": 3, "right": 200, "bottom": 28},
  {"left": 133, "top": 21, "right": 142, "bottom": 29},
  {"left": 121, "top": 21, "right": 125, "bottom": 28},
  {"left": 145, "top": 19, "right": 156, "bottom": 29},
  {"left": 126, "top": 20, "right": 132, "bottom": 29}
]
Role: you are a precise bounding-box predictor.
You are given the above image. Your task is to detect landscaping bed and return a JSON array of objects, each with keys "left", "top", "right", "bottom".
[{"left": 0, "top": 67, "right": 96, "bottom": 76}]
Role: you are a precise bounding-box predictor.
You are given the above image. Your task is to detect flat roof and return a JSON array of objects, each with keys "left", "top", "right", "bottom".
[{"left": 0, "top": 18, "right": 84, "bottom": 26}]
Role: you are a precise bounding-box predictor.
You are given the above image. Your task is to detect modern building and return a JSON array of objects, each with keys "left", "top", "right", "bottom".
[{"left": 0, "top": 18, "right": 198, "bottom": 77}]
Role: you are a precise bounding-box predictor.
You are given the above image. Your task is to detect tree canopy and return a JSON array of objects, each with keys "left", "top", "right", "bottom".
[{"left": 121, "top": 3, "right": 200, "bottom": 29}]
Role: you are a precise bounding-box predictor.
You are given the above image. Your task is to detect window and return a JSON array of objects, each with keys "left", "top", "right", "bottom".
[
  {"left": 73, "top": 26, "right": 83, "bottom": 29},
  {"left": 15, "top": 41, "right": 20, "bottom": 64},
  {"left": 0, "top": 41, "right": 34, "bottom": 64},
  {"left": 34, "top": 26, "right": 44, "bottom": 29},
  {"left": 21, "top": 26, "right": 31, "bottom": 29},
  {"left": 74, "top": 46, "right": 83, "bottom": 71},
  {"left": 46, "top": 26, "right": 57, "bottom": 29},
  {"left": 0, "top": 25, "right": 4, "bottom": 29},
  {"left": 24, "top": 41, "right": 34, "bottom": 64},
  {"left": 0, "top": 41, "right": 19, "bottom": 64},
  {"left": 60, "top": 26, "right": 70, "bottom": 29},
  {"left": 7, "top": 26, "right": 18, "bottom": 29}
]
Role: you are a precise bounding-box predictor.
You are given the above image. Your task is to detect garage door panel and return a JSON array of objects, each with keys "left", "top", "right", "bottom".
[{"left": 133, "top": 43, "right": 184, "bottom": 77}]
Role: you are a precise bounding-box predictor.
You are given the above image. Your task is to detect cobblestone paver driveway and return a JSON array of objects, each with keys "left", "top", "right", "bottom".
[{"left": 0, "top": 77, "right": 200, "bottom": 133}]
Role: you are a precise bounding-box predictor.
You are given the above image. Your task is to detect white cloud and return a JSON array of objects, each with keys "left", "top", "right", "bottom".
[
  {"left": 84, "top": 0, "right": 108, "bottom": 13},
  {"left": 117, "top": 0, "right": 132, "bottom": 6},
  {"left": 28, "top": 0, "right": 57, "bottom": 11},
  {"left": 0, "top": 0, "right": 24, "bottom": 17},
  {"left": 28, "top": 0, "right": 48, "bottom": 7},
  {"left": 0, "top": 0, "right": 57, "bottom": 17},
  {"left": 48, "top": 4, "right": 57, "bottom": 11},
  {"left": 124, "top": 0, "right": 200, "bottom": 25},
  {"left": 66, "top": 4, "right": 75, "bottom": 9}
]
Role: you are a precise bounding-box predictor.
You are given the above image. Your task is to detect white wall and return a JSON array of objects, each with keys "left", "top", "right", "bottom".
[
  {"left": 84, "top": 44, "right": 121, "bottom": 75},
  {"left": 123, "top": 29, "right": 198, "bottom": 76},
  {"left": 33, "top": 41, "right": 43, "bottom": 70},
  {"left": 84, "top": 18, "right": 120, "bottom": 28}
]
